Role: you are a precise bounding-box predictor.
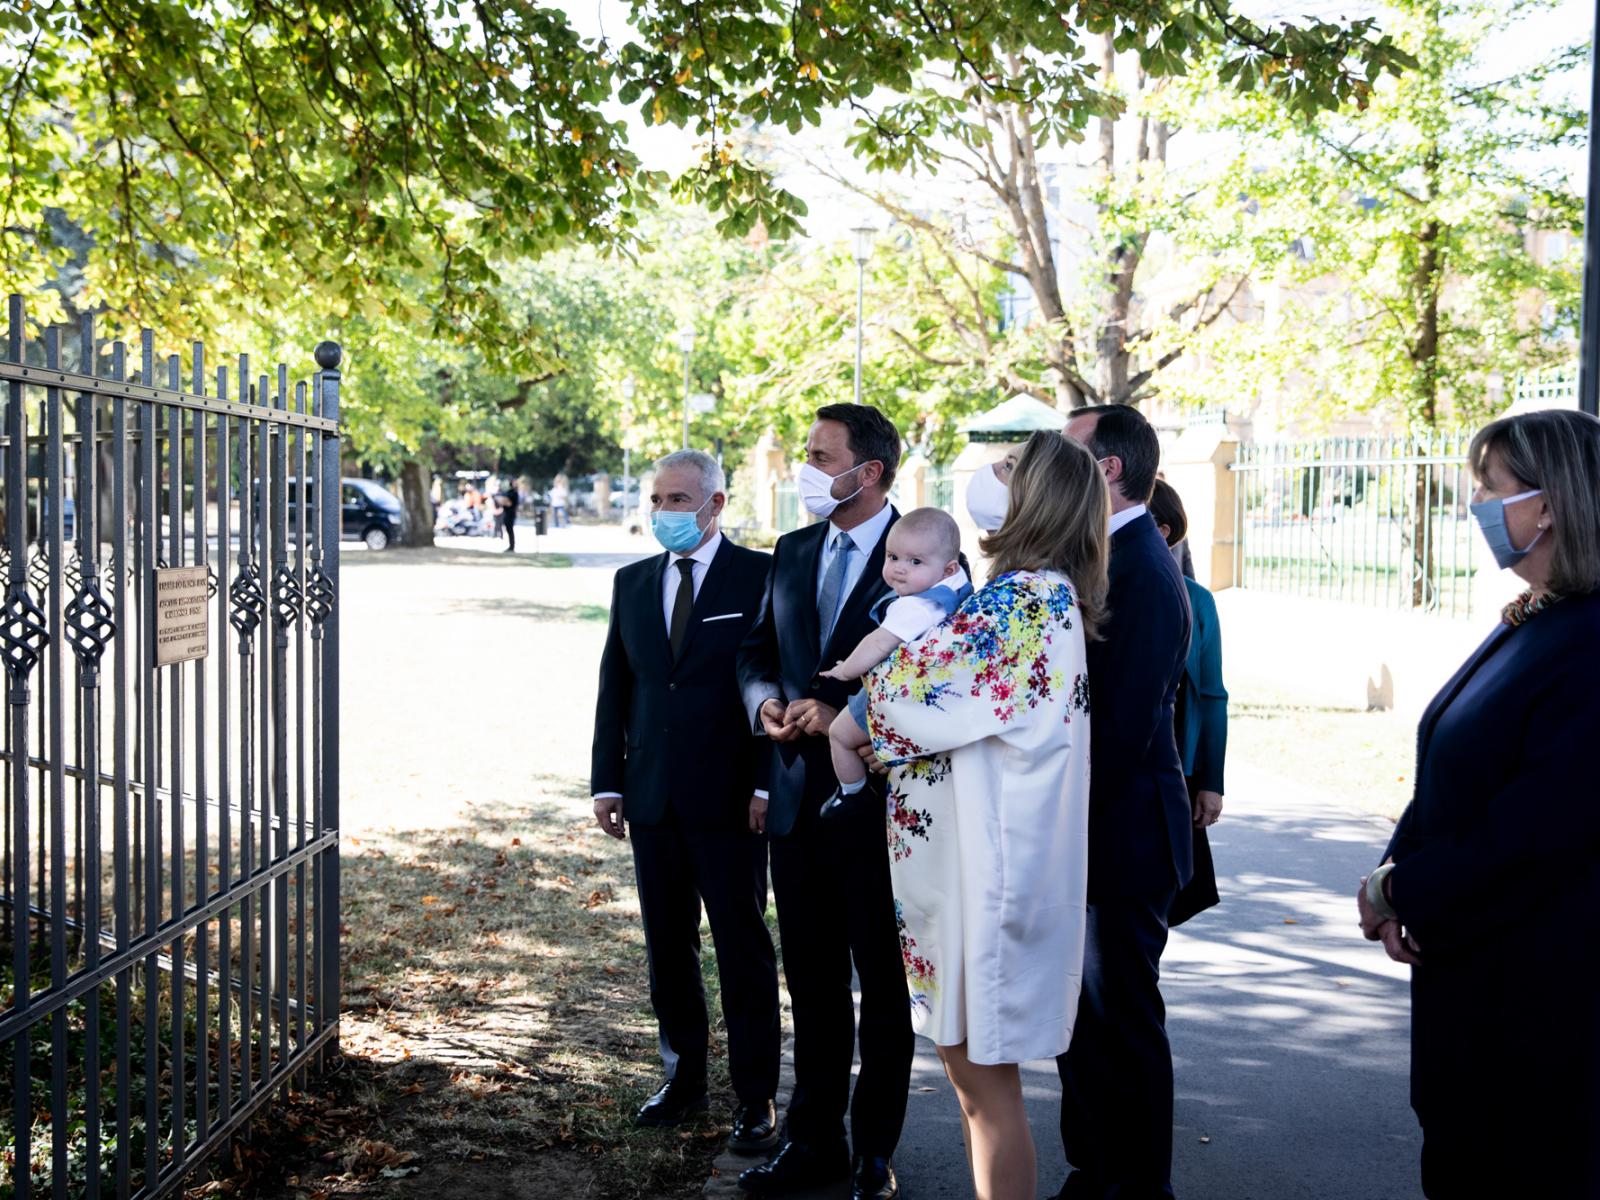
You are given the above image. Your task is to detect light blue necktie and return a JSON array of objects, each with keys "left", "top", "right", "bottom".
[{"left": 817, "top": 531, "right": 853, "bottom": 649}]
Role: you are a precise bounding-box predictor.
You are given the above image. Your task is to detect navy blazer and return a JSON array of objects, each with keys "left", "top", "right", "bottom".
[
  {"left": 736, "top": 508, "right": 898, "bottom": 837},
  {"left": 1382, "top": 589, "right": 1600, "bottom": 1136},
  {"left": 590, "top": 536, "right": 772, "bottom": 828},
  {"left": 1086, "top": 511, "right": 1194, "bottom": 899}
]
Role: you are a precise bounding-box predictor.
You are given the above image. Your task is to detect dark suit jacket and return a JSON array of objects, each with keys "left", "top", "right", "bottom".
[
  {"left": 1086, "top": 511, "right": 1193, "bottom": 900},
  {"left": 1383, "top": 590, "right": 1600, "bottom": 1139},
  {"left": 736, "top": 508, "right": 898, "bottom": 838},
  {"left": 591, "top": 536, "right": 772, "bottom": 828}
]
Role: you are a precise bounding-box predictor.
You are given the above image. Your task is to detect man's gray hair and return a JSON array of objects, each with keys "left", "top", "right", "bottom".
[{"left": 654, "top": 449, "right": 726, "bottom": 502}]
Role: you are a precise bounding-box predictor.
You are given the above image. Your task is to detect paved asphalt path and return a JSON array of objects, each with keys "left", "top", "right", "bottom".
[{"left": 892, "top": 758, "right": 1425, "bottom": 1200}]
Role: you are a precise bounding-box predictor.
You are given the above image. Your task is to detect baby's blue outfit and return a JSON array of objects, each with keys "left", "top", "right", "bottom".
[{"left": 846, "top": 576, "right": 976, "bottom": 728}]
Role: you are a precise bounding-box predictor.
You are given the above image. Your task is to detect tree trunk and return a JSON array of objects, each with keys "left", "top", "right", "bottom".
[
  {"left": 1406, "top": 147, "right": 1442, "bottom": 608},
  {"left": 1094, "top": 37, "right": 1131, "bottom": 403},
  {"left": 399, "top": 458, "right": 436, "bottom": 547}
]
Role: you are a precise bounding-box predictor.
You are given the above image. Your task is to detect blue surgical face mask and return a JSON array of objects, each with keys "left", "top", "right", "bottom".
[
  {"left": 651, "top": 495, "right": 713, "bottom": 554},
  {"left": 1469, "top": 488, "right": 1544, "bottom": 570}
]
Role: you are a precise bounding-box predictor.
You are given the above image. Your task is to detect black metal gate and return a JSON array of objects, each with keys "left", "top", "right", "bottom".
[{"left": 0, "top": 295, "right": 341, "bottom": 1199}]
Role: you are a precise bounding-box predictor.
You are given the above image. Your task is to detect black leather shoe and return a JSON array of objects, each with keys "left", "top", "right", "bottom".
[
  {"left": 738, "top": 1139, "right": 851, "bottom": 1194},
  {"left": 851, "top": 1156, "right": 898, "bottom": 1200},
  {"left": 819, "top": 785, "right": 864, "bottom": 820},
  {"left": 634, "top": 1078, "right": 709, "bottom": 1127},
  {"left": 728, "top": 1100, "right": 780, "bottom": 1154}
]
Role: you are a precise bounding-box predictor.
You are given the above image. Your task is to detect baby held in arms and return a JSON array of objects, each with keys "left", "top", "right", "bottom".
[{"left": 819, "top": 507, "right": 973, "bottom": 818}]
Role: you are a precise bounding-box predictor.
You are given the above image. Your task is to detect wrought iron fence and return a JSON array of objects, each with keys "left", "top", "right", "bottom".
[
  {"left": 926, "top": 466, "right": 955, "bottom": 514},
  {"left": 1, "top": 295, "right": 342, "bottom": 1199},
  {"left": 1231, "top": 434, "right": 1477, "bottom": 618}
]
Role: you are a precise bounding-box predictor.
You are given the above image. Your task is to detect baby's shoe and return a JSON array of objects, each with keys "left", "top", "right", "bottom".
[{"left": 819, "top": 785, "right": 866, "bottom": 820}]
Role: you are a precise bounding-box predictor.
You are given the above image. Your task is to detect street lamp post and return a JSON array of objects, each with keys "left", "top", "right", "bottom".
[
  {"left": 677, "top": 326, "right": 696, "bottom": 448},
  {"left": 851, "top": 224, "right": 876, "bottom": 404},
  {"left": 1579, "top": 14, "right": 1600, "bottom": 415},
  {"left": 620, "top": 375, "right": 636, "bottom": 515}
]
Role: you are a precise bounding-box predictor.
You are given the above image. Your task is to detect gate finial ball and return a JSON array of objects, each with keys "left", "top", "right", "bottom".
[{"left": 314, "top": 341, "right": 343, "bottom": 370}]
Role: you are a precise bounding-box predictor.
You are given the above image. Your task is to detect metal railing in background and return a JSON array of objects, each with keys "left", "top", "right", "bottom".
[
  {"left": 1230, "top": 434, "right": 1477, "bottom": 618},
  {"left": 1, "top": 294, "right": 342, "bottom": 1200},
  {"left": 1512, "top": 364, "right": 1578, "bottom": 408},
  {"left": 773, "top": 481, "right": 800, "bottom": 534},
  {"left": 926, "top": 467, "right": 955, "bottom": 514}
]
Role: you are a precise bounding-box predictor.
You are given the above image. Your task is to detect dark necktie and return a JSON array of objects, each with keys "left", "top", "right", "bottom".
[
  {"left": 668, "top": 558, "right": 696, "bottom": 660},
  {"left": 817, "top": 531, "right": 853, "bottom": 649}
]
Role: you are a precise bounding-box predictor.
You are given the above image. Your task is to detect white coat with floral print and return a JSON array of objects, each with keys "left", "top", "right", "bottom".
[{"left": 866, "top": 569, "right": 1091, "bottom": 1066}]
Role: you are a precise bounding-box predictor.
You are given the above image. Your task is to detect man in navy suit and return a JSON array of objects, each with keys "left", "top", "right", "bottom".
[
  {"left": 735, "top": 405, "right": 912, "bottom": 1200},
  {"left": 591, "top": 449, "right": 781, "bottom": 1154},
  {"left": 1057, "top": 406, "right": 1193, "bottom": 1200}
]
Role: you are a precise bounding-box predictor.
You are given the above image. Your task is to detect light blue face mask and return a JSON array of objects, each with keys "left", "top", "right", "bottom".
[
  {"left": 651, "top": 495, "right": 712, "bottom": 554},
  {"left": 1469, "top": 488, "right": 1543, "bottom": 570}
]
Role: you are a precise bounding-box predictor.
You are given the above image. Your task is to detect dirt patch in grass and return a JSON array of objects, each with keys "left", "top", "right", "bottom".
[
  {"left": 336, "top": 793, "right": 726, "bottom": 1197},
  {"left": 180, "top": 791, "right": 732, "bottom": 1200}
]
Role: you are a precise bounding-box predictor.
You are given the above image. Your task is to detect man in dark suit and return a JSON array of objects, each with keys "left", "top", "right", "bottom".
[
  {"left": 735, "top": 404, "right": 912, "bottom": 1200},
  {"left": 1057, "top": 405, "right": 1193, "bottom": 1200},
  {"left": 591, "top": 449, "right": 781, "bottom": 1155}
]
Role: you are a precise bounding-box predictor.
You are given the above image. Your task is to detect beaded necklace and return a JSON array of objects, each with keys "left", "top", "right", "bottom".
[{"left": 1501, "top": 588, "right": 1563, "bottom": 629}]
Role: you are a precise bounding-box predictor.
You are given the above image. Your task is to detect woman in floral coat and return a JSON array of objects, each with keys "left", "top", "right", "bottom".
[{"left": 863, "top": 431, "right": 1110, "bottom": 1200}]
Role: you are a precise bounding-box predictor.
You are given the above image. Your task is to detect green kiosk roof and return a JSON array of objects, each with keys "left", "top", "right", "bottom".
[{"left": 961, "top": 395, "right": 1068, "bottom": 442}]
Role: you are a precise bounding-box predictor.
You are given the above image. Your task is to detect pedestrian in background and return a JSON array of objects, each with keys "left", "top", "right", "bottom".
[
  {"left": 498, "top": 482, "right": 520, "bottom": 553},
  {"left": 551, "top": 474, "right": 571, "bottom": 528},
  {"left": 1358, "top": 408, "right": 1600, "bottom": 1198}
]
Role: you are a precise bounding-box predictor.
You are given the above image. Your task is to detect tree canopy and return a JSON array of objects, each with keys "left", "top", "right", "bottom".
[
  {"left": 1156, "top": 0, "right": 1584, "bottom": 432},
  {"left": 0, "top": 0, "right": 1439, "bottom": 540},
  {"left": 3, "top": 0, "right": 1411, "bottom": 343}
]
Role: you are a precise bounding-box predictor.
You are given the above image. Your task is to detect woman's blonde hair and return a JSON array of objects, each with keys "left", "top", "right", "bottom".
[
  {"left": 1470, "top": 409, "right": 1600, "bottom": 596},
  {"left": 979, "top": 430, "right": 1110, "bottom": 638}
]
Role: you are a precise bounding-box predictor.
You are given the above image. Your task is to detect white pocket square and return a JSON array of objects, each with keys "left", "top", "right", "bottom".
[{"left": 701, "top": 612, "right": 745, "bottom": 623}]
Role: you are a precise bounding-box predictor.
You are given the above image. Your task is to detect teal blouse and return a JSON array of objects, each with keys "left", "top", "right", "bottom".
[{"left": 1176, "top": 578, "right": 1227, "bottom": 795}]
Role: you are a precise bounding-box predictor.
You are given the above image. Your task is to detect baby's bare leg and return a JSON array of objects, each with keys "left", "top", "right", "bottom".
[{"left": 829, "top": 708, "right": 870, "bottom": 787}]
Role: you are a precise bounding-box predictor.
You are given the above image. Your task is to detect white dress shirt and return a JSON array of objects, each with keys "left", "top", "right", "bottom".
[
  {"left": 662, "top": 530, "right": 723, "bottom": 631},
  {"left": 1108, "top": 503, "right": 1148, "bottom": 537},
  {"left": 593, "top": 531, "right": 723, "bottom": 804},
  {"left": 816, "top": 500, "right": 895, "bottom": 603}
]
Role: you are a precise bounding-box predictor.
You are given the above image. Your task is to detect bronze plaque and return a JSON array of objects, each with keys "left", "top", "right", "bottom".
[{"left": 153, "top": 565, "right": 210, "bottom": 666}]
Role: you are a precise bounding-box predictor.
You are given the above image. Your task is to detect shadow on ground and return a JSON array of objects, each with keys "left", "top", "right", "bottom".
[
  {"left": 437, "top": 597, "right": 609, "bottom": 623},
  {"left": 343, "top": 546, "right": 575, "bottom": 570}
]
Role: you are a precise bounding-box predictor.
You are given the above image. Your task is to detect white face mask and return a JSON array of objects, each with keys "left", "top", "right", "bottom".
[
  {"left": 797, "top": 460, "right": 868, "bottom": 520},
  {"left": 966, "top": 462, "right": 1010, "bottom": 532}
]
